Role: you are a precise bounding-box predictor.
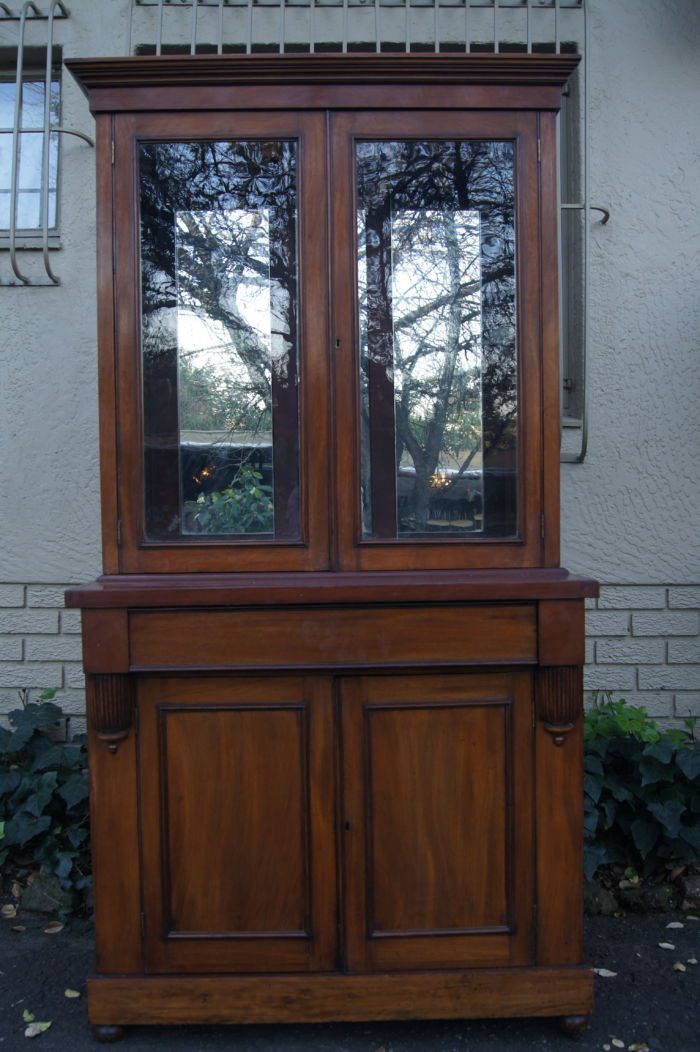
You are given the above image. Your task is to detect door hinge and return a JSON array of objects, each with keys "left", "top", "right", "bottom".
[
  {"left": 540, "top": 513, "right": 545, "bottom": 540},
  {"left": 537, "top": 137, "right": 541, "bottom": 164},
  {"left": 140, "top": 911, "right": 146, "bottom": 940},
  {"left": 116, "top": 519, "right": 122, "bottom": 546},
  {"left": 111, "top": 140, "right": 115, "bottom": 165}
]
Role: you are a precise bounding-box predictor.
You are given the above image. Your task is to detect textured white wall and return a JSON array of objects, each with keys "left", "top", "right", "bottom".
[
  {"left": 560, "top": 0, "right": 700, "bottom": 583},
  {"left": 0, "top": 0, "right": 698, "bottom": 722}
]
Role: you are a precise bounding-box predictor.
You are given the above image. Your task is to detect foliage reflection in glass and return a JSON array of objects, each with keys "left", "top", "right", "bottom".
[
  {"left": 356, "top": 140, "right": 517, "bottom": 539},
  {"left": 139, "top": 140, "right": 299, "bottom": 540}
]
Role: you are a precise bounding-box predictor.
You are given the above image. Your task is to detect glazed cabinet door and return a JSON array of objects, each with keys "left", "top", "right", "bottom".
[
  {"left": 138, "top": 675, "right": 337, "bottom": 973},
  {"left": 341, "top": 670, "right": 534, "bottom": 971}
]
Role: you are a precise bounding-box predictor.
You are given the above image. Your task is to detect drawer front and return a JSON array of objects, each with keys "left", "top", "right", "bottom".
[{"left": 129, "top": 604, "right": 536, "bottom": 670}]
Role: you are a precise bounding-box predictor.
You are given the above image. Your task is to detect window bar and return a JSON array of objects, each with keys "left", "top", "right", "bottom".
[
  {"left": 374, "top": 0, "right": 379, "bottom": 54},
  {"left": 217, "top": 0, "right": 225, "bottom": 53},
  {"left": 246, "top": 0, "right": 252, "bottom": 52},
  {"left": 155, "top": 0, "right": 165, "bottom": 55},
  {"left": 464, "top": 0, "right": 469, "bottom": 54},
  {"left": 434, "top": 0, "right": 439, "bottom": 53},
  {"left": 309, "top": 0, "right": 314, "bottom": 54},
  {"left": 554, "top": 0, "right": 560, "bottom": 54},
  {"left": 9, "top": 2, "right": 43, "bottom": 286},
  {"left": 279, "top": 0, "right": 285, "bottom": 53},
  {"left": 342, "top": 0, "right": 348, "bottom": 54},
  {"left": 526, "top": 0, "right": 531, "bottom": 54},
  {"left": 404, "top": 0, "right": 409, "bottom": 53},
  {"left": 493, "top": 0, "right": 498, "bottom": 54},
  {"left": 190, "top": 0, "right": 198, "bottom": 53},
  {"left": 39, "top": 0, "right": 67, "bottom": 285}
]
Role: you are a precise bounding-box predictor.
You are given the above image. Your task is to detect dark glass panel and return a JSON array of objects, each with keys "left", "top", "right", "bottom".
[
  {"left": 139, "top": 140, "right": 299, "bottom": 540},
  {"left": 356, "top": 140, "right": 517, "bottom": 539}
]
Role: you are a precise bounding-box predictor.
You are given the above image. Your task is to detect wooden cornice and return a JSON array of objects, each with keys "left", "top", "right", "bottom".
[{"left": 66, "top": 52, "right": 580, "bottom": 97}]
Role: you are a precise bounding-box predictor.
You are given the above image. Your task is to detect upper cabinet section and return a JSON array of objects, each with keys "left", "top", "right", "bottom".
[{"left": 67, "top": 55, "right": 578, "bottom": 575}]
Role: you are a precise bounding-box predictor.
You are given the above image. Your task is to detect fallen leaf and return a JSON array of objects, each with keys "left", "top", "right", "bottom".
[
  {"left": 687, "top": 958, "right": 698, "bottom": 965},
  {"left": 629, "top": 1044, "right": 650, "bottom": 1051},
  {"left": 593, "top": 968, "right": 618, "bottom": 978},
  {"left": 686, "top": 914, "right": 700, "bottom": 921},
  {"left": 43, "top": 921, "right": 64, "bottom": 935},
  {"left": 673, "top": 961, "right": 686, "bottom": 972},
  {"left": 24, "top": 1021, "right": 52, "bottom": 1038},
  {"left": 666, "top": 921, "right": 684, "bottom": 929},
  {"left": 64, "top": 989, "right": 81, "bottom": 999},
  {"left": 11, "top": 882, "right": 21, "bottom": 899},
  {"left": 658, "top": 942, "right": 675, "bottom": 950},
  {"left": 603, "top": 1045, "right": 611, "bottom": 1051},
  {"left": 11, "top": 925, "right": 26, "bottom": 933},
  {"left": 1, "top": 904, "right": 17, "bottom": 919},
  {"left": 22, "top": 1011, "right": 35, "bottom": 1023},
  {"left": 612, "top": 1040, "right": 625, "bottom": 1049}
]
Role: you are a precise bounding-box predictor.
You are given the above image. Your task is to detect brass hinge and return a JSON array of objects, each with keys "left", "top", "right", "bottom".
[
  {"left": 111, "top": 140, "right": 115, "bottom": 165},
  {"left": 116, "top": 519, "right": 122, "bottom": 546},
  {"left": 537, "top": 137, "right": 541, "bottom": 164}
]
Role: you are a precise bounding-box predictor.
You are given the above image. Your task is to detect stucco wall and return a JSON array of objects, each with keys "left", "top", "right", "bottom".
[{"left": 0, "top": 0, "right": 698, "bottom": 726}]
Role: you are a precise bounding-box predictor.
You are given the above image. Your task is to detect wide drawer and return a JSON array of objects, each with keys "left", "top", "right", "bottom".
[{"left": 129, "top": 604, "right": 537, "bottom": 670}]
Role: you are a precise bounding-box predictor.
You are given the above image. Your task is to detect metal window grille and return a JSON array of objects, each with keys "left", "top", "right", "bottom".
[{"left": 0, "top": 2, "right": 93, "bottom": 287}]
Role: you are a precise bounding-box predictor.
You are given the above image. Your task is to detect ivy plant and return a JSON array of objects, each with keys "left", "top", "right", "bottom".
[
  {"left": 584, "top": 694, "right": 700, "bottom": 880},
  {"left": 0, "top": 691, "right": 90, "bottom": 913}
]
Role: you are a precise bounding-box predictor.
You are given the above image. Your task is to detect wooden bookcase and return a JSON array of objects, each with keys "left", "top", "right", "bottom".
[{"left": 66, "top": 53, "right": 598, "bottom": 1041}]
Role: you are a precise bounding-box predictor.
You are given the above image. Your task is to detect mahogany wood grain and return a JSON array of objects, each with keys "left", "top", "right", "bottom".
[
  {"left": 538, "top": 599, "right": 586, "bottom": 667},
  {"left": 86, "top": 678, "right": 142, "bottom": 974},
  {"left": 66, "top": 569, "right": 598, "bottom": 609},
  {"left": 138, "top": 675, "right": 337, "bottom": 973},
  {"left": 86, "top": 966, "right": 594, "bottom": 1025},
  {"left": 539, "top": 112, "right": 562, "bottom": 567},
  {"left": 81, "top": 609, "right": 129, "bottom": 673},
  {"left": 535, "top": 687, "right": 584, "bottom": 965},
  {"left": 128, "top": 604, "right": 536, "bottom": 671},
  {"left": 341, "top": 671, "right": 534, "bottom": 971},
  {"left": 67, "top": 53, "right": 581, "bottom": 97}
]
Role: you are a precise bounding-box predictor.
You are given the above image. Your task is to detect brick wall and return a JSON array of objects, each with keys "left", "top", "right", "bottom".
[
  {"left": 1, "top": 581, "right": 698, "bottom": 731},
  {"left": 0, "top": 584, "right": 85, "bottom": 732},
  {"left": 585, "top": 585, "right": 700, "bottom": 726}
]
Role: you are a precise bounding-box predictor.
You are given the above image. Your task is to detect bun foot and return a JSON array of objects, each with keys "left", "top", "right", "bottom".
[
  {"left": 92, "top": 1025, "right": 125, "bottom": 1043},
  {"left": 559, "top": 1015, "right": 589, "bottom": 1038}
]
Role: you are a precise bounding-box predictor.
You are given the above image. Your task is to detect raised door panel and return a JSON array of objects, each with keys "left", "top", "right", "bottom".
[
  {"left": 341, "top": 671, "right": 533, "bottom": 971},
  {"left": 138, "top": 675, "right": 336, "bottom": 972}
]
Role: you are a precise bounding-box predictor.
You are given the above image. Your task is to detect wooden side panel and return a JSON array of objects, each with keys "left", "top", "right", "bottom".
[
  {"left": 138, "top": 675, "right": 337, "bottom": 973},
  {"left": 129, "top": 604, "right": 536, "bottom": 670},
  {"left": 341, "top": 671, "right": 534, "bottom": 971},
  {"left": 538, "top": 599, "right": 585, "bottom": 667},
  {"left": 82, "top": 609, "right": 129, "bottom": 673},
  {"left": 536, "top": 667, "right": 585, "bottom": 965},
  {"left": 86, "top": 675, "right": 141, "bottom": 974}
]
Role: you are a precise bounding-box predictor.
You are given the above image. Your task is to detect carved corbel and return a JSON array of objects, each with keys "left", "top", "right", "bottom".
[
  {"left": 537, "top": 666, "right": 582, "bottom": 746},
  {"left": 87, "top": 674, "right": 134, "bottom": 754}
]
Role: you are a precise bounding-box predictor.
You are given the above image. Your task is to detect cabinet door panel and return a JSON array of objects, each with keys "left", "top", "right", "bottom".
[
  {"left": 341, "top": 671, "right": 533, "bottom": 971},
  {"left": 139, "top": 675, "right": 336, "bottom": 973}
]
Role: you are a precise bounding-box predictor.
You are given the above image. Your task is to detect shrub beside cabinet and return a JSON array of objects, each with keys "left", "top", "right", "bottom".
[{"left": 66, "top": 53, "right": 598, "bottom": 1041}]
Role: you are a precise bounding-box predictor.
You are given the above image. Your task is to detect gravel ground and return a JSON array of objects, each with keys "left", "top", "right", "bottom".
[{"left": 1, "top": 913, "right": 698, "bottom": 1052}]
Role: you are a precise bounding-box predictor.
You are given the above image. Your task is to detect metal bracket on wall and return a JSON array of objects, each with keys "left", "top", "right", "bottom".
[{"left": 0, "top": 2, "right": 95, "bottom": 287}]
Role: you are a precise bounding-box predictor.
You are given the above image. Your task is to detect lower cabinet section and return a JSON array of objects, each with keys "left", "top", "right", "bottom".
[{"left": 135, "top": 669, "right": 533, "bottom": 975}]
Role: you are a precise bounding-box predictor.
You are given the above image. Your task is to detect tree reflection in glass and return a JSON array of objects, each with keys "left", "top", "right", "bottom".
[
  {"left": 139, "top": 141, "right": 299, "bottom": 540},
  {"left": 357, "top": 140, "right": 517, "bottom": 539}
]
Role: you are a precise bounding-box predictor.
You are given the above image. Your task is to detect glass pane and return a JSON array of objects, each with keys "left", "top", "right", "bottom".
[
  {"left": 139, "top": 140, "right": 300, "bottom": 541},
  {"left": 0, "top": 79, "right": 60, "bottom": 230},
  {"left": 356, "top": 140, "right": 517, "bottom": 539}
]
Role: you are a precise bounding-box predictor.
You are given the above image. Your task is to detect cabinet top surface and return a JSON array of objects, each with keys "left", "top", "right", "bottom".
[{"left": 66, "top": 569, "right": 598, "bottom": 609}]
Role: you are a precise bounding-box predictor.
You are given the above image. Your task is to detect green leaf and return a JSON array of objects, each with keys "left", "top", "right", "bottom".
[
  {"left": 648, "top": 799, "right": 686, "bottom": 839},
  {"left": 630, "top": 818, "right": 659, "bottom": 858},
  {"left": 58, "top": 772, "right": 89, "bottom": 809},
  {"left": 584, "top": 773, "right": 602, "bottom": 803},
  {"left": 639, "top": 756, "right": 674, "bottom": 787},
  {"left": 676, "top": 747, "right": 700, "bottom": 781},
  {"left": 642, "top": 739, "right": 675, "bottom": 764},
  {"left": 3, "top": 811, "right": 51, "bottom": 847},
  {"left": 679, "top": 824, "right": 700, "bottom": 851},
  {"left": 584, "top": 754, "right": 604, "bottom": 776},
  {"left": 23, "top": 770, "right": 58, "bottom": 817}
]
